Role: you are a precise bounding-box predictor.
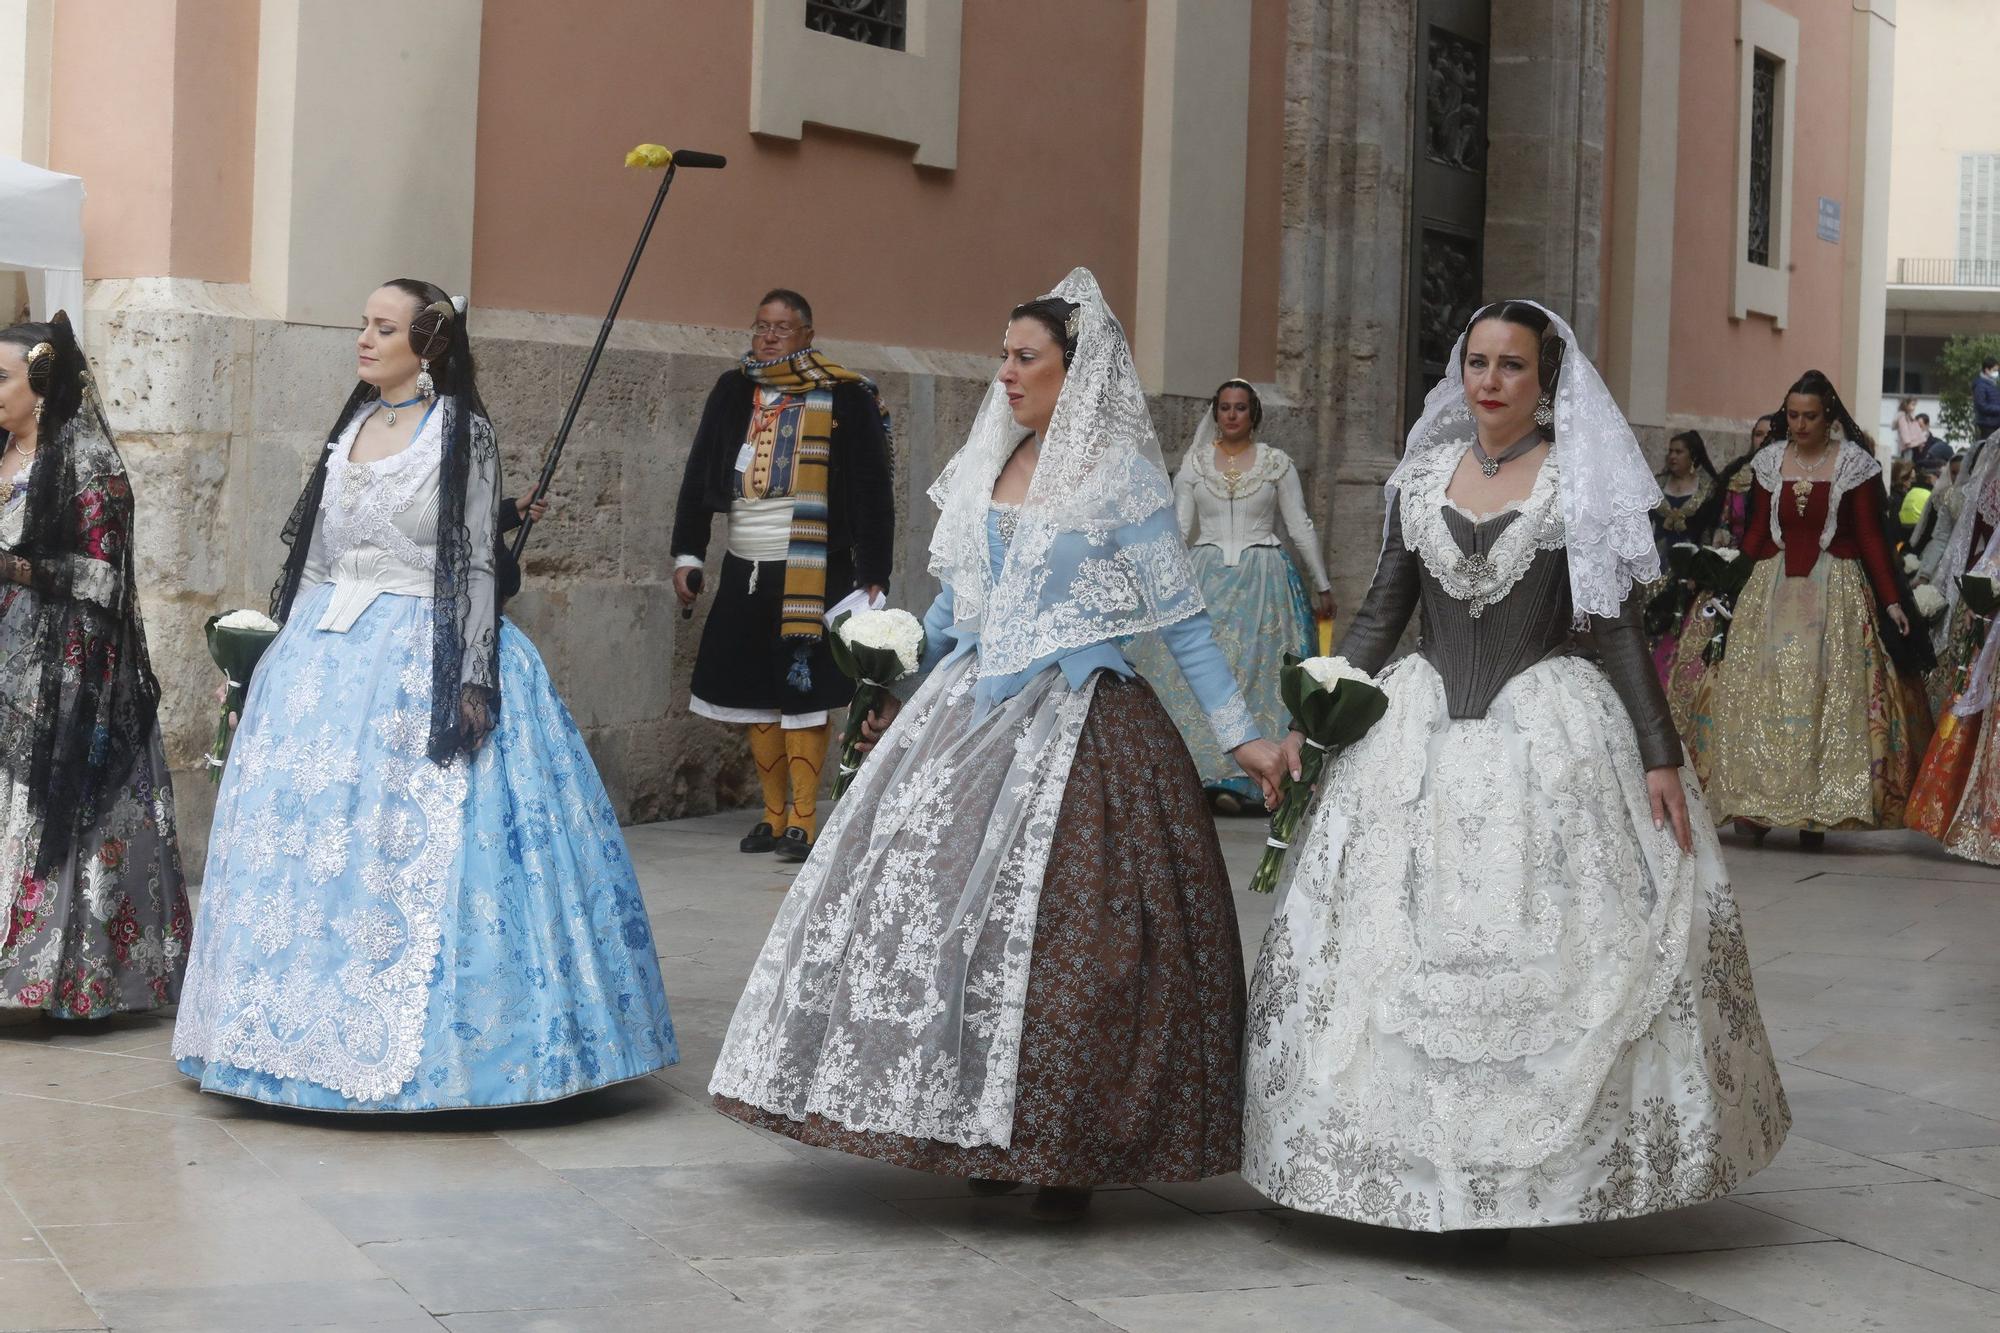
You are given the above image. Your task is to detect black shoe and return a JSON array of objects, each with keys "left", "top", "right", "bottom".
[
  {"left": 774, "top": 827, "right": 813, "bottom": 863},
  {"left": 966, "top": 1177, "right": 1022, "bottom": 1197},
  {"left": 1799, "top": 829, "right": 1827, "bottom": 851},
  {"left": 1029, "top": 1185, "right": 1093, "bottom": 1221},
  {"left": 739, "top": 822, "right": 780, "bottom": 854}
]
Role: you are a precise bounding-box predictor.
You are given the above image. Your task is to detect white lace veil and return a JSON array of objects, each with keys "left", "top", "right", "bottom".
[
  {"left": 926, "top": 267, "right": 1202, "bottom": 677},
  {"left": 1385, "top": 300, "right": 1661, "bottom": 622}
]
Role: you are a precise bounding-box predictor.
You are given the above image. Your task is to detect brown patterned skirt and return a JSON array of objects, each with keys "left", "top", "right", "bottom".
[{"left": 717, "top": 673, "right": 1246, "bottom": 1186}]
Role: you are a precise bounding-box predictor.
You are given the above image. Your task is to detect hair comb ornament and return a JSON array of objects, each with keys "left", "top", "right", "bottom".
[
  {"left": 409, "top": 299, "right": 456, "bottom": 400},
  {"left": 24, "top": 341, "right": 54, "bottom": 395}
]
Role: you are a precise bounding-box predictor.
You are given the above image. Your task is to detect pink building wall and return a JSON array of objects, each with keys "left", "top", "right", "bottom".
[
  {"left": 47, "top": 0, "right": 258, "bottom": 283},
  {"left": 472, "top": 0, "right": 1150, "bottom": 354},
  {"left": 1664, "top": 0, "right": 1855, "bottom": 423}
]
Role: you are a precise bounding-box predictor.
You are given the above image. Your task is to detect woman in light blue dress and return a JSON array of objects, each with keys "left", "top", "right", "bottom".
[
  {"left": 1130, "top": 380, "right": 1333, "bottom": 813},
  {"left": 172, "top": 279, "right": 675, "bottom": 1111}
]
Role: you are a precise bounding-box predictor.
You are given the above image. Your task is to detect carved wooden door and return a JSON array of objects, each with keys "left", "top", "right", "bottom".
[{"left": 1405, "top": 0, "right": 1491, "bottom": 432}]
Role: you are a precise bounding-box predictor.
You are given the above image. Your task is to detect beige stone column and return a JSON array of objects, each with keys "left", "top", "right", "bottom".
[
  {"left": 0, "top": 0, "right": 51, "bottom": 164},
  {"left": 1134, "top": 0, "right": 1251, "bottom": 397},
  {"left": 1602, "top": 0, "right": 1681, "bottom": 429},
  {"left": 252, "top": 0, "right": 482, "bottom": 326},
  {"left": 1843, "top": 0, "right": 1895, "bottom": 458}
]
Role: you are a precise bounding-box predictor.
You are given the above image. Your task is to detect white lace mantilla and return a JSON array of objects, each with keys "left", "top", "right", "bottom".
[
  {"left": 1399, "top": 445, "right": 1567, "bottom": 618},
  {"left": 1749, "top": 440, "right": 1880, "bottom": 553},
  {"left": 711, "top": 653, "right": 1097, "bottom": 1147}
]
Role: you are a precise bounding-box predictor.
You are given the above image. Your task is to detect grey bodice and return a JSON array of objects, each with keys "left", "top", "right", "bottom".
[{"left": 1339, "top": 505, "right": 1682, "bottom": 771}]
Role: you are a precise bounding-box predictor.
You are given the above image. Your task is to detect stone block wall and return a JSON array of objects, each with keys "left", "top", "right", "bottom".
[{"left": 88, "top": 280, "right": 1342, "bottom": 870}]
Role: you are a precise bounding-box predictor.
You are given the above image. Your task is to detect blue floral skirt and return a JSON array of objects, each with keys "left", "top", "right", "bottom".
[
  {"left": 172, "top": 586, "right": 676, "bottom": 1111},
  {"left": 1127, "top": 545, "right": 1313, "bottom": 798}
]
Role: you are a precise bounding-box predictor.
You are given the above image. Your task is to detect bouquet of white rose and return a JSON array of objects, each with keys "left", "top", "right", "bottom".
[
  {"left": 1247, "top": 654, "right": 1389, "bottom": 895},
  {"left": 828, "top": 608, "right": 926, "bottom": 798},
  {"left": 204, "top": 608, "right": 281, "bottom": 781},
  {"left": 1914, "top": 583, "right": 1949, "bottom": 626}
]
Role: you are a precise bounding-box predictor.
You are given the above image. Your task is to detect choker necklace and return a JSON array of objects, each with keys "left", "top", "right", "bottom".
[
  {"left": 1471, "top": 433, "right": 1542, "bottom": 478},
  {"left": 380, "top": 393, "right": 424, "bottom": 427}
]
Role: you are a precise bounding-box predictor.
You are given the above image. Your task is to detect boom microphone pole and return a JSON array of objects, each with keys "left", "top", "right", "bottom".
[{"left": 509, "top": 145, "right": 727, "bottom": 563}]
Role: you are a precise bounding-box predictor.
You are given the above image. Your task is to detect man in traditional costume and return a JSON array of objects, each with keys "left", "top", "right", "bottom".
[{"left": 672, "top": 290, "right": 895, "bottom": 862}]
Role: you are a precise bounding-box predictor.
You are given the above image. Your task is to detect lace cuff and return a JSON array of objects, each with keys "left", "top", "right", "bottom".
[
  {"left": 61, "top": 555, "right": 121, "bottom": 610},
  {"left": 1207, "top": 691, "right": 1259, "bottom": 752}
]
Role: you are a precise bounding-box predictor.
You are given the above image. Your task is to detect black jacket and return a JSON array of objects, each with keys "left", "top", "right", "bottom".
[{"left": 669, "top": 369, "right": 895, "bottom": 589}]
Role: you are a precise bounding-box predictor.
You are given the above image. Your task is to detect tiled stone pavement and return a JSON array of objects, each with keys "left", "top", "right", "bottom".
[{"left": 3, "top": 814, "right": 1999, "bottom": 1331}]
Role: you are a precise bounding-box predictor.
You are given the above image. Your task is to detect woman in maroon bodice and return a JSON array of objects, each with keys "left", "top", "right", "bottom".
[{"left": 1694, "top": 371, "right": 1933, "bottom": 847}]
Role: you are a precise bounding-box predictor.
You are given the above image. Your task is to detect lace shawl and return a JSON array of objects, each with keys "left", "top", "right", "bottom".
[
  {"left": 1385, "top": 301, "right": 1659, "bottom": 625},
  {"left": 2, "top": 403, "right": 163, "bottom": 876},
  {"left": 1749, "top": 440, "right": 1882, "bottom": 553},
  {"left": 927, "top": 268, "right": 1204, "bottom": 678}
]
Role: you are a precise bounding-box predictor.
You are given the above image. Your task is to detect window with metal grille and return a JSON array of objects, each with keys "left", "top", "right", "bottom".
[
  {"left": 1959, "top": 154, "right": 2000, "bottom": 268},
  {"left": 1747, "top": 52, "right": 1777, "bottom": 267},
  {"left": 805, "top": 0, "right": 907, "bottom": 51}
]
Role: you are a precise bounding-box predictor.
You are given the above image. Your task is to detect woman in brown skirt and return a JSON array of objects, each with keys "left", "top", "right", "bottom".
[{"left": 709, "top": 268, "right": 1285, "bottom": 1219}]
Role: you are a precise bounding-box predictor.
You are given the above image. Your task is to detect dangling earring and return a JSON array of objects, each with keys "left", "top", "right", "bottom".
[
  {"left": 31, "top": 400, "right": 43, "bottom": 425},
  {"left": 1534, "top": 394, "right": 1554, "bottom": 428},
  {"left": 416, "top": 358, "right": 435, "bottom": 401}
]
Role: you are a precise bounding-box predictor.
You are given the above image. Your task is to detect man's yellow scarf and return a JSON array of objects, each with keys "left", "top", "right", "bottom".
[{"left": 740, "top": 349, "right": 889, "bottom": 684}]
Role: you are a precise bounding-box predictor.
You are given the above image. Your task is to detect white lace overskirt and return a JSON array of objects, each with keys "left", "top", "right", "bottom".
[{"left": 1243, "top": 653, "right": 1788, "bottom": 1228}]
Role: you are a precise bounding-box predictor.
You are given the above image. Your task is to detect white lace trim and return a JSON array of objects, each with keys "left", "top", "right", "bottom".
[
  {"left": 711, "top": 657, "right": 1100, "bottom": 1148},
  {"left": 1186, "top": 441, "right": 1292, "bottom": 502},
  {"left": 1750, "top": 440, "right": 1880, "bottom": 553},
  {"left": 319, "top": 405, "right": 447, "bottom": 576},
  {"left": 927, "top": 269, "right": 1206, "bottom": 678},
  {"left": 1400, "top": 446, "right": 1567, "bottom": 617}
]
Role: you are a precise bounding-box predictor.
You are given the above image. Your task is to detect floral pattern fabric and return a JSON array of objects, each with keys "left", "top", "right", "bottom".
[
  {"left": 1242, "top": 653, "right": 1788, "bottom": 1229},
  {"left": 172, "top": 585, "right": 676, "bottom": 1110},
  {"left": 718, "top": 673, "right": 1245, "bottom": 1185},
  {"left": 0, "top": 472, "right": 188, "bottom": 1018}
]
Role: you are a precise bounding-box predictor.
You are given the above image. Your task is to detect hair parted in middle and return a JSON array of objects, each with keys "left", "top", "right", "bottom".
[
  {"left": 1210, "top": 378, "right": 1264, "bottom": 430},
  {"left": 1463, "top": 300, "right": 1566, "bottom": 442}
]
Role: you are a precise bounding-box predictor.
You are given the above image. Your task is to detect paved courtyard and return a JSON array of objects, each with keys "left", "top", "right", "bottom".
[{"left": 2, "top": 814, "right": 1999, "bottom": 1331}]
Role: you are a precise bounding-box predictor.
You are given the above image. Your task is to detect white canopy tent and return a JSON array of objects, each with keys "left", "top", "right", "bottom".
[{"left": 0, "top": 155, "right": 84, "bottom": 324}]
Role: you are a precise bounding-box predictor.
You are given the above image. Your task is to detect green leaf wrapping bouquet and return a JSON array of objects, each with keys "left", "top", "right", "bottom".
[
  {"left": 203, "top": 609, "right": 281, "bottom": 782},
  {"left": 828, "top": 608, "right": 926, "bottom": 799},
  {"left": 1247, "top": 655, "right": 1390, "bottom": 895},
  {"left": 1960, "top": 573, "right": 2000, "bottom": 618}
]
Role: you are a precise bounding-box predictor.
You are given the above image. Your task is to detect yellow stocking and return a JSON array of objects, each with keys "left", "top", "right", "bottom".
[
  {"left": 783, "top": 724, "right": 830, "bottom": 840},
  {"left": 747, "top": 723, "right": 789, "bottom": 831}
]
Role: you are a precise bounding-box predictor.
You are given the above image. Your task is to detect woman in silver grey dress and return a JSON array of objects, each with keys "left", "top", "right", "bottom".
[{"left": 1241, "top": 301, "right": 1788, "bottom": 1233}]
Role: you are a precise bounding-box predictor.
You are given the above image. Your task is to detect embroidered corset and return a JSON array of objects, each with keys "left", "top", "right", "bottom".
[{"left": 307, "top": 405, "right": 446, "bottom": 631}]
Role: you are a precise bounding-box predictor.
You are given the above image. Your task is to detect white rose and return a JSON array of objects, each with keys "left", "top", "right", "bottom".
[
  {"left": 1300, "top": 655, "right": 1376, "bottom": 691},
  {"left": 216, "top": 609, "right": 280, "bottom": 632},
  {"left": 1706, "top": 546, "right": 1741, "bottom": 563},
  {"left": 1913, "top": 584, "right": 1947, "bottom": 620},
  {"left": 840, "top": 608, "right": 925, "bottom": 676},
  {"left": 1671, "top": 542, "right": 1699, "bottom": 556}
]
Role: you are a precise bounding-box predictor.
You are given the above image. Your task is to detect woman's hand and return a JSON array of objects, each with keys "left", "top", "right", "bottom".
[
  {"left": 1232, "top": 738, "right": 1286, "bottom": 809},
  {"left": 1647, "top": 766, "right": 1693, "bottom": 854},
  {"left": 1313, "top": 590, "right": 1336, "bottom": 621},
  {"left": 516, "top": 487, "right": 550, "bottom": 524},
  {"left": 1279, "top": 729, "right": 1307, "bottom": 782},
  {"left": 458, "top": 690, "right": 496, "bottom": 753},
  {"left": 1887, "top": 603, "right": 1911, "bottom": 636},
  {"left": 857, "top": 694, "right": 902, "bottom": 753}
]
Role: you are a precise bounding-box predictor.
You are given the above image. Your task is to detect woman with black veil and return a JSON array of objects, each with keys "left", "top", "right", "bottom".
[{"left": 0, "top": 312, "right": 190, "bottom": 1019}]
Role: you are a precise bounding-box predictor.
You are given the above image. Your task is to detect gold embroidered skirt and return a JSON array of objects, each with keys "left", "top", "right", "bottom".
[{"left": 1694, "top": 556, "right": 1931, "bottom": 830}]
